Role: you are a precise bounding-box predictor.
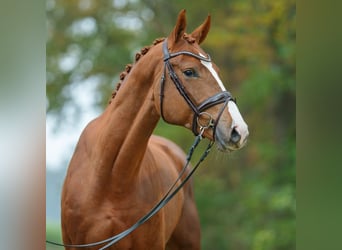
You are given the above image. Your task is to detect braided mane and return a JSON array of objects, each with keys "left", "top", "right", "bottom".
[
  {"left": 108, "top": 33, "right": 197, "bottom": 104},
  {"left": 109, "top": 37, "right": 165, "bottom": 104}
]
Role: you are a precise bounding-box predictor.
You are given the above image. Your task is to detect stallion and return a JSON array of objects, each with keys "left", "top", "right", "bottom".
[{"left": 61, "top": 9, "right": 249, "bottom": 249}]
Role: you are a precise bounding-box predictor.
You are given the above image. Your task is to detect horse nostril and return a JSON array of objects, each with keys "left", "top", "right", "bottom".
[{"left": 230, "top": 127, "right": 241, "bottom": 144}]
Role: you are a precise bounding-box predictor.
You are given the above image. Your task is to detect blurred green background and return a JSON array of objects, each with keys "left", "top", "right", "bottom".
[{"left": 46, "top": 0, "right": 295, "bottom": 249}]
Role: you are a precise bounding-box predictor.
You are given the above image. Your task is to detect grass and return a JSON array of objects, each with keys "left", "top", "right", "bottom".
[{"left": 46, "top": 220, "right": 63, "bottom": 250}]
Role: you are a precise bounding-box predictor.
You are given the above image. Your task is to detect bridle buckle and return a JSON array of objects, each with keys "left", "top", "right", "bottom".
[{"left": 197, "top": 112, "right": 214, "bottom": 138}]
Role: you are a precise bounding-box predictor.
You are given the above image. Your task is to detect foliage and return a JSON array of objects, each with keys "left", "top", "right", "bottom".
[{"left": 47, "top": 0, "right": 295, "bottom": 249}]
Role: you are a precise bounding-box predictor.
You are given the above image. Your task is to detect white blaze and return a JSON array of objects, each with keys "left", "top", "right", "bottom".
[
  {"left": 227, "top": 101, "right": 249, "bottom": 139},
  {"left": 200, "top": 54, "right": 249, "bottom": 142},
  {"left": 199, "top": 55, "right": 226, "bottom": 92}
]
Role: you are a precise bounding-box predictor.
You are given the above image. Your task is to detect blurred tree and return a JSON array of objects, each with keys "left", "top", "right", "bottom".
[
  {"left": 47, "top": 0, "right": 295, "bottom": 249},
  {"left": 47, "top": 0, "right": 154, "bottom": 123}
]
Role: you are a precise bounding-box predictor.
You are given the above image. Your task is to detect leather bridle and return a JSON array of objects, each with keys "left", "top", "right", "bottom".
[
  {"left": 160, "top": 39, "right": 236, "bottom": 138},
  {"left": 46, "top": 38, "right": 237, "bottom": 249}
]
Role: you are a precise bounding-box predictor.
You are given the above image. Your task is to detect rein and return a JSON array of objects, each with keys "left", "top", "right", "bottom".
[
  {"left": 47, "top": 39, "right": 232, "bottom": 249},
  {"left": 46, "top": 131, "right": 213, "bottom": 249}
]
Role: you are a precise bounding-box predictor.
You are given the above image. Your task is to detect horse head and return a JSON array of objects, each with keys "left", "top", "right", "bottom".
[{"left": 152, "top": 10, "right": 249, "bottom": 152}]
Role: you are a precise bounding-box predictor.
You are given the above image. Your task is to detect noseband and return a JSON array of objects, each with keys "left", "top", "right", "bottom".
[{"left": 160, "top": 39, "right": 235, "bottom": 137}]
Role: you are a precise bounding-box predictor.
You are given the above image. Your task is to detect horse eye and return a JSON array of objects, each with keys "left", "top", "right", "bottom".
[{"left": 183, "top": 69, "right": 196, "bottom": 78}]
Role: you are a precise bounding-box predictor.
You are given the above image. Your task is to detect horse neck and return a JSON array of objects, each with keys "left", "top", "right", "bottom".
[{"left": 92, "top": 48, "right": 162, "bottom": 188}]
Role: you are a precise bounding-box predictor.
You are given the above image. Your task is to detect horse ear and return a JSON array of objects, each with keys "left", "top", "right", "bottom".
[
  {"left": 190, "top": 14, "right": 211, "bottom": 44},
  {"left": 169, "top": 9, "right": 187, "bottom": 45}
]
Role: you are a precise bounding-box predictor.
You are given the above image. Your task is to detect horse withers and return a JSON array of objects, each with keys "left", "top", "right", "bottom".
[{"left": 61, "top": 9, "right": 248, "bottom": 250}]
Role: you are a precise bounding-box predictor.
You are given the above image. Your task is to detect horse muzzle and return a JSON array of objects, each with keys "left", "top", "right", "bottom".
[{"left": 214, "top": 101, "right": 249, "bottom": 152}]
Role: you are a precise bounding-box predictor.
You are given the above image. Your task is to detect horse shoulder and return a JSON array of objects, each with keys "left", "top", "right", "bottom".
[
  {"left": 149, "top": 135, "right": 188, "bottom": 170},
  {"left": 147, "top": 135, "right": 193, "bottom": 195}
]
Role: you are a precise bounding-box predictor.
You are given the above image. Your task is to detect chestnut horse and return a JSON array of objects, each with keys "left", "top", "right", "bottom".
[{"left": 61, "top": 10, "right": 248, "bottom": 250}]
